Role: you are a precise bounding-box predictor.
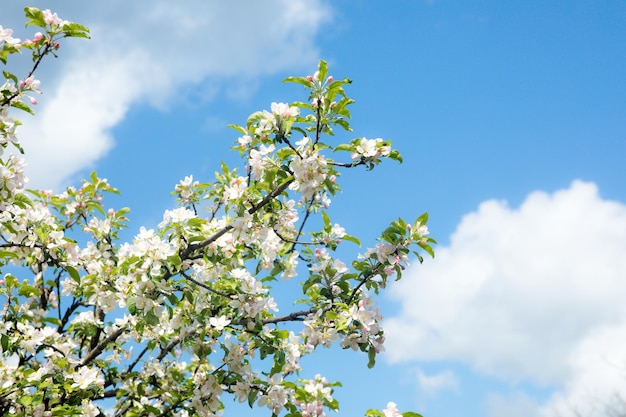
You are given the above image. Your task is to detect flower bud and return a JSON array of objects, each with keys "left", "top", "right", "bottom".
[{"left": 327, "top": 76, "right": 333, "bottom": 83}]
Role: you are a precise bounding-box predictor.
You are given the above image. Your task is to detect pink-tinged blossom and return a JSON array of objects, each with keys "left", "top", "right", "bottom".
[
  {"left": 71, "top": 311, "right": 103, "bottom": 326},
  {"left": 295, "top": 137, "right": 310, "bottom": 151},
  {"left": 209, "top": 315, "right": 231, "bottom": 331},
  {"left": 238, "top": 134, "right": 251, "bottom": 147},
  {"left": 352, "top": 137, "right": 391, "bottom": 160},
  {"left": 289, "top": 152, "right": 328, "bottom": 199},
  {"left": 281, "top": 251, "right": 299, "bottom": 279},
  {"left": 71, "top": 366, "right": 104, "bottom": 390},
  {"left": 331, "top": 224, "right": 346, "bottom": 239},
  {"left": 223, "top": 176, "right": 247, "bottom": 200},
  {"left": 258, "top": 375, "right": 291, "bottom": 415},
  {"left": 260, "top": 229, "right": 281, "bottom": 269},
  {"left": 271, "top": 102, "right": 299, "bottom": 118},
  {"left": 233, "top": 380, "right": 252, "bottom": 403},
  {"left": 175, "top": 175, "right": 197, "bottom": 199},
  {"left": 0, "top": 26, "right": 20, "bottom": 47},
  {"left": 80, "top": 399, "right": 100, "bottom": 417},
  {"left": 332, "top": 259, "right": 349, "bottom": 275},
  {"left": 315, "top": 191, "right": 331, "bottom": 209},
  {"left": 42, "top": 9, "right": 68, "bottom": 27},
  {"left": 266, "top": 297, "right": 279, "bottom": 312},
  {"left": 382, "top": 402, "right": 402, "bottom": 417},
  {"left": 249, "top": 144, "right": 275, "bottom": 180},
  {"left": 21, "top": 76, "right": 42, "bottom": 94},
  {"left": 159, "top": 207, "right": 195, "bottom": 227}
]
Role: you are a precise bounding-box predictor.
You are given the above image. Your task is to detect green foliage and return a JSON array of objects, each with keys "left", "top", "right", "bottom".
[{"left": 0, "top": 8, "right": 434, "bottom": 417}]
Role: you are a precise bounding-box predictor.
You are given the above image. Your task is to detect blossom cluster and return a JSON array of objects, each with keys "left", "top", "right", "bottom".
[{"left": 0, "top": 12, "right": 432, "bottom": 417}]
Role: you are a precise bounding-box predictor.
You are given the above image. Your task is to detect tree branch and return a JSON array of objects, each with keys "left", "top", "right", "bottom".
[{"left": 78, "top": 325, "right": 126, "bottom": 368}]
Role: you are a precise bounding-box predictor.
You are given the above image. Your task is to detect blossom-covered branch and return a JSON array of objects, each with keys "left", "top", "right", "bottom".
[{"left": 0, "top": 10, "right": 432, "bottom": 417}]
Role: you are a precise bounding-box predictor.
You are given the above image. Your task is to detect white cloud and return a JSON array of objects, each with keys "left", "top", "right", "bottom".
[
  {"left": 416, "top": 368, "right": 459, "bottom": 396},
  {"left": 384, "top": 180, "right": 626, "bottom": 415},
  {"left": 538, "top": 322, "right": 626, "bottom": 417},
  {"left": 486, "top": 391, "right": 538, "bottom": 417},
  {"left": 4, "top": 0, "right": 332, "bottom": 190}
]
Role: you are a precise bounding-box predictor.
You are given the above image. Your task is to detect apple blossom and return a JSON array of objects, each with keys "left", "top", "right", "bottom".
[{"left": 0, "top": 12, "right": 433, "bottom": 416}]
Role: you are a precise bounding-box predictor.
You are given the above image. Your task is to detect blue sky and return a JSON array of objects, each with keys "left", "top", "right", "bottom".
[{"left": 4, "top": 1, "right": 626, "bottom": 416}]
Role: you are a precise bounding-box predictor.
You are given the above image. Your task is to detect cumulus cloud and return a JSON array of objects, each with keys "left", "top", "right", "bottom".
[
  {"left": 4, "top": 0, "right": 331, "bottom": 190},
  {"left": 485, "top": 391, "right": 538, "bottom": 417},
  {"left": 384, "top": 180, "right": 626, "bottom": 415},
  {"left": 416, "top": 368, "right": 459, "bottom": 396}
]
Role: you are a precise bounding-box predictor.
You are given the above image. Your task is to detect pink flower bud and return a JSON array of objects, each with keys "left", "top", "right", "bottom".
[
  {"left": 327, "top": 76, "right": 333, "bottom": 83},
  {"left": 33, "top": 32, "right": 44, "bottom": 42},
  {"left": 306, "top": 75, "right": 313, "bottom": 82}
]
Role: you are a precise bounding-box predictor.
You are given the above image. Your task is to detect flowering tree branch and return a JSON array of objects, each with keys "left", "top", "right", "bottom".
[{"left": 0, "top": 9, "right": 433, "bottom": 417}]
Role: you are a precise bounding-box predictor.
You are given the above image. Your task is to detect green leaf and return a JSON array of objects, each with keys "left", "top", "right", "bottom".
[
  {"left": 270, "top": 351, "right": 286, "bottom": 375},
  {"left": 333, "top": 144, "right": 353, "bottom": 153},
  {"left": 42, "top": 317, "right": 62, "bottom": 327},
  {"left": 145, "top": 311, "right": 160, "bottom": 326},
  {"left": 127, "top": 297, "right": 137, "bottom": 315},
  {"left": 62, "top": 22, "right": 90, "bottom": 38},
  {"left": 342, "top": 234, "right": 361, "bottom": 246},
  {"left": 24, "top": 7, "right": 45, "bottom": 28},
  {"left": 247, "top": 390, "right": 257, "bottom": 408},
  {"left": 402, "top": 413, "right": 424, "bottom": 417},
  {"left": 367, "top": 346, "right": 376, "bottom": 369},
  {"left": 246, "top": 111, "right": 266, "bottom": 126},
  {"left": 388, "top": 149, "right": 403, "bottom": 163},
  {"left": 10, "top": 100, "right": 34, "bottom": 115},
  {"left": 415, "top": 212, "right": 428, "bottom": 226},
  {"left": 1, "top": 334, "right": 9, "bottom": 351},
  {"left": 166, "top": 293, "right": 179, "bottom": 306},
  {"left": 63, "top": 30, "right": 90, "bottom": 39},
  {"left": 3, "top": 71, "right": 18, "bottom": 83},
  {"left": 228, "top": 123, "right": 247, "bottom": 135},
  {"left": 419, "top": 242, "right": 435, "bottom": 258},
  {"left": 0, "top": 250, "right": 19, "bottom": 260},
  {"left": 334, "top": 118, "right": 352, "bottom": 132},
  {"left": 12, "top": 193, "right": 33, "bottom": 208},
  {"left": 321, "top": 211, "right": 331, "bottom": 230},
  {"left": 65, "top": 265, "right": 80, "bottom": 282},
  {"left": 18, "top": 395, "right": 33, "bottom": 406},
  {"left": 317, "top": 60, "right": 329, "bottom": 81},
  {"left": 18, "top": 285, "right": 38, "bottom": 297},
  {"left": 283, "top": 76, "right": 313, "bottom": 88},
  {"left": 272, "top": 329, "right": 290, "bottom": 339}
]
